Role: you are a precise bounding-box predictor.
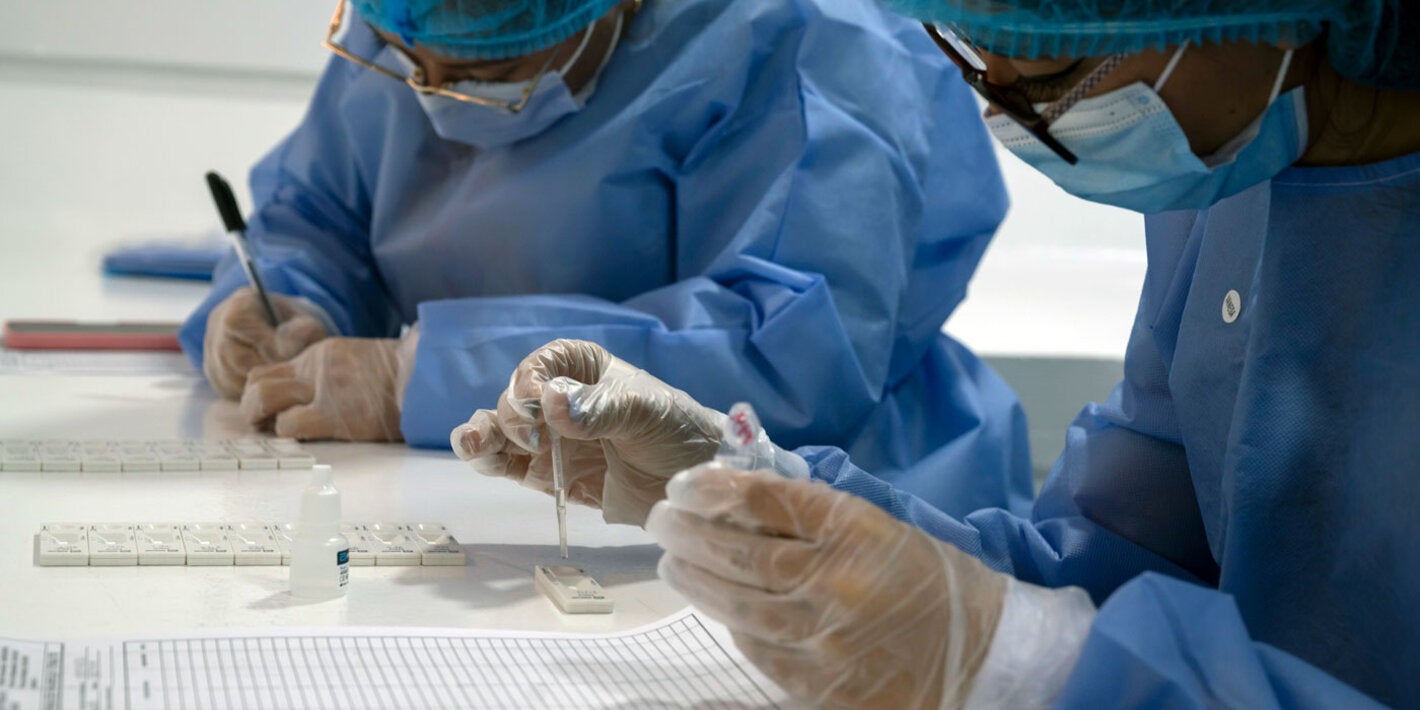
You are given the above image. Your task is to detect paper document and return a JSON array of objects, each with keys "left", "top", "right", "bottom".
[
  {"left": 0, "top": 349, "right": 196, "bottom": 376},
  {"left": 0, "top": 608, "right": 790, "bottom": 709}
]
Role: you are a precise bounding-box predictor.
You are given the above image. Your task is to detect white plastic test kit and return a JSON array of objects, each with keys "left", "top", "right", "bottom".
[
  {"left": 0, "top": 438, "right": 318, "bottom": 473},
  {"left": 409, "top": 523, "right": 466, "bottom": 566},
  {"left": 181, "top": 523, "right": 234, "bottom": 565},
  {"left": 229, "top": 523, "right": 282, "bottom": 566},
  {"left": 35, "top": 521, "right": 464, "bottom": 567},
  {"left": 272, "top": 522, "right": 296, "bottom": 565},
  {"left": 365, "top": 523, "right": 420, "bottom": 566},
  {"left": 88, "top": 524, "right": 138, "bottom": 566},
  {"left": 36, "top": 524, "right": 89, "bottom": 566},
  {"left": 136, "top": 524, "right": 186, "bottom": 565},
  {"left": 535, "top": 565, "right": 614, "bottom": 614}
]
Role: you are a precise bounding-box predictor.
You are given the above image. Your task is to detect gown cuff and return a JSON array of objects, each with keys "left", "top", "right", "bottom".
[
  {"left": 768, "top": 442, "right": 809, "bottom": 479},
  {"left": 394, "top": 323, "right": 420, "bottom": 412},
  {"left": 288, "top": 296, "right": 339, "bottom": 338},
  {"left": 963, "top": 578, "right": 1097, "bottom": 710}
]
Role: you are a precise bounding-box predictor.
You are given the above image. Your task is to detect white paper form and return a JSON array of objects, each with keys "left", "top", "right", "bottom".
[{"left": 0, "top": 608, "right": 793, "bottom": 709}]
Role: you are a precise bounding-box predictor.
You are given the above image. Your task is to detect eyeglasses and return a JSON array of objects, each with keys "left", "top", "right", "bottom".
[
  {"left": 321, "top": 0, "right": 559, "bottom": 113},
  {"left": 924, "top": 23, "right": 1126, "bottom": 165}
]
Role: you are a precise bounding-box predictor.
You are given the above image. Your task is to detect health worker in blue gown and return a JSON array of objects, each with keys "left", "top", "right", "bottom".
[
  {"left": 455, "top": 0, "right": 1420, "bottom": 706},
  {"left": 180, "top": 0, "right": 1033, "bottom": 518}
]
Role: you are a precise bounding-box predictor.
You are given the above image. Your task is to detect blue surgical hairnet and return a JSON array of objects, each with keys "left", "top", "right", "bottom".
[
  {"left": 352, "top": 0, "right": 623, "bottom": 60},
  {"left": 882, "top": 0, "right": 1418, "bottom": 89}
]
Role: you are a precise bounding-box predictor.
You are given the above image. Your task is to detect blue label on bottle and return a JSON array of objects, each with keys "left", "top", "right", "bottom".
[{"left": 337, "top": 549, "right": 349, "bottom": 565}]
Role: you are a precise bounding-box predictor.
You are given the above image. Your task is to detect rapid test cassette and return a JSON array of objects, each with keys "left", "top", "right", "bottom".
[
  {"left": 535, "top": 565, "right": 614, "bottom": 614},
  {"left": 2, "top": 438, "right": 316, "bottom": 473}
]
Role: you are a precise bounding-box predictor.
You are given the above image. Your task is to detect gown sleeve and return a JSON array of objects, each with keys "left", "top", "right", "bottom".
[
  {"left": 805, "top": 220, "right": 1384, "bottom": 706},
  {"left": 179, "top": 39, "right": 402, "bottom": 367},
  {"left": 1055, "top": 573, "right": 1383, "bottom": 708}
]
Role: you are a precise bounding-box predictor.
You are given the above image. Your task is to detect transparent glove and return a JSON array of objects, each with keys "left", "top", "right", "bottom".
[
  {"left": 240, "top": 336, "right": 405, "bottom": 441},
  {"left": 450, "top": 339, "right": 724, "bottom": 527},
  {"left": 203, "top": 287, "right": 328, "bottom": 399},
  {"left": 646, "top": 464, "right": 1010, "bottom": 709}
]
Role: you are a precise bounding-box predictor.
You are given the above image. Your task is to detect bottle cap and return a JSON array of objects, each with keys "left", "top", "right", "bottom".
[
  {"left": 299, "top": 464, "right": 341, "bottom": 527},
  {"left": 713, "top": 402, "right": 763, "bottom": 470}
]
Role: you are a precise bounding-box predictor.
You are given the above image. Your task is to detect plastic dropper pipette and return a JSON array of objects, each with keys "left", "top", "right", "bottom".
[
  {"left": 550, "top": 429, "right": 568, "bottom": 559},
  {"left": 521, "top": 399, "right": 568, "bottom": 560}
]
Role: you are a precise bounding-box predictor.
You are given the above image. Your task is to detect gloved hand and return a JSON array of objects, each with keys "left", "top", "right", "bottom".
[
  {"left": 203, "top": 287, "right": 328, "bottom": 399},
  {"left": 647, "top": 465, "right": 1096, "bottom": 709},
  {"left": 240, "top": 336, "right": 406, "bottom": 441},
  {"left": 450, "top": 339, "right": 726, "bottom": 526}
]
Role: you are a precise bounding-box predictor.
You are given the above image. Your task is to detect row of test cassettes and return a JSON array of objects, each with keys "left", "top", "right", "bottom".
[
  {"left": 1, "top": 438, "right": 316, "bottom": 472},
  {"left": 36, "top": 522, "right": 465, "bottom": 566}
]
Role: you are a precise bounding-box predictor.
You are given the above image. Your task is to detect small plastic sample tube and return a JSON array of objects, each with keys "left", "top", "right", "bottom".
[{"left": 714, "top": 402, "right": 808, "bottom": 478}]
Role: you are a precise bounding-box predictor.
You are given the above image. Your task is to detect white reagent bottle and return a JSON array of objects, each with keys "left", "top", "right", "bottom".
[{"left": 290, "top": 464, "right": 349, "bottom": 600}]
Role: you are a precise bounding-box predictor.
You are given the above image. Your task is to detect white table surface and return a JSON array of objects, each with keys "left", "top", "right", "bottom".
[{"left": 0, "top": 371, "right": 685, "bottom": 640}]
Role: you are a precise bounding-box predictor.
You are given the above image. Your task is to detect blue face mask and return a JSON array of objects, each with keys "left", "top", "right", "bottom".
[
  {"left": 987, "top": 46, "right": 1308, "bottom": 213},
  {"left": 388, "top": 13, "right": 621, "bottom": 151}
]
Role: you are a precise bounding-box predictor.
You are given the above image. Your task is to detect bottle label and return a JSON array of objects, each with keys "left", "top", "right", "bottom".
[{"left": 337, "top": 549, "right": 350, "bottom": 588}]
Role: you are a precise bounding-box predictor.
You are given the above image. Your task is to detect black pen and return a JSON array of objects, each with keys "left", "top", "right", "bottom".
[{"left": 205, "top": 171, "right": 280, "bottom": 327}]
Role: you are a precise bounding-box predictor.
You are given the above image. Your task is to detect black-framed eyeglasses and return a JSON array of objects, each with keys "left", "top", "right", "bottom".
[{"left": 925, "top": 23, "right": 1127, "bottom": 165}]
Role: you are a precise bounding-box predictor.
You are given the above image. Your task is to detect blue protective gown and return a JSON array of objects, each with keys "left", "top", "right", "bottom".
[
  {"left": 806, "top": 151, "right": 1420, "bottom": 706},
  {"left": 179, "top": 0, "right": 1032, "bottom": 516}
]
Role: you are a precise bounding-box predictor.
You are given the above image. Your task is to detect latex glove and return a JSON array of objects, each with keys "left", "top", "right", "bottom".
[
  {"left": 647, "top": 465, "right": 1095, "bottom": 709},
  {"left": 240, "top": 336, "right": 407, "bottom": 441},
  {"left": 203, "top": 287, "right": 328, "bottom": 399},
  {"left": 451, "top": 339, "right": 802, "bottom": 526}
]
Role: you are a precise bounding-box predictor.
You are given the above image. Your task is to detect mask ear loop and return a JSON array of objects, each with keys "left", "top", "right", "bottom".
[
  {"left": 1153, "top": 41, "right": 1189, "bottom": 92},
  {"left": 1268, "top": 49, "right": 1295, "bottom": 103},
  {"left": 556, "top": 20, "right": 599, "bottom": 76},
  {"left": 590, "top": 11, "right": 625, "bottom": 78},
  {"left": 567, "top": 11, "right": 625, "bottom": 103}
]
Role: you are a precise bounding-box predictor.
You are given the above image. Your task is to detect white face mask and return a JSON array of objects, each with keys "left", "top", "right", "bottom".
[{"left": 387, "top": 13, "right": 623, "bottom": 150}]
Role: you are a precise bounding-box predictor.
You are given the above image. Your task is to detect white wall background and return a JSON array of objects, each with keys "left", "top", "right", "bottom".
[{"left": 0, "top": 2, "right": 332, "bottom": 77}]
